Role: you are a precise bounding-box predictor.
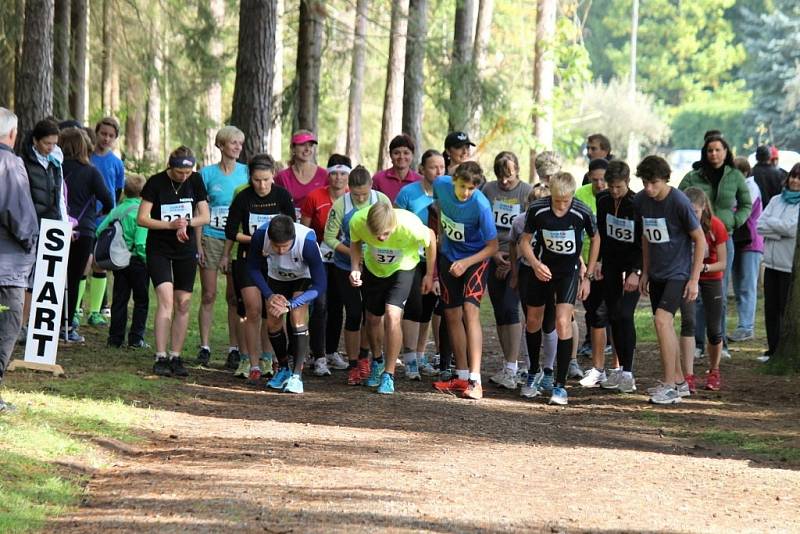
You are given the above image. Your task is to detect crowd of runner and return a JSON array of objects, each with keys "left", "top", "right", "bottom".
[{"left": 1, "top": 108, "right": 797, "bottom": 412}]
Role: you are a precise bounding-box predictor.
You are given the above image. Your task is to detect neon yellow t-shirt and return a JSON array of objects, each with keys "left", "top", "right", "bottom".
[{"left": 349, "top": 206, "right": 431, "bottom": 277}]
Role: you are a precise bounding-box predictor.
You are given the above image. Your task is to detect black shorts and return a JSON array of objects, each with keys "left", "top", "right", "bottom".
[
  {"left": 438, "top": 256, "right": 489, "bottom": 309},
  {"left": 403, "top": 262, "right": 438, "bottom": 323},
  {"left": 583, "top": 279, "right": 608, "bottom": 328},
  {"left": 362, "top": 266, "right": 415, "bottom": 317},
  {"left": 526, "top": 270, "right": 579, "bottom": 307},
  {"left": 147, "top": 253, "right": 197, "bottom": 292},
  {"left": 232, "top": 259, "right": 266, "bottom": 319},
  {"left": 648, "top": 278, "right": 687, "bottom": 315},
  {"left": 268, "top": 277, "right": 312, "bottom": 302}
]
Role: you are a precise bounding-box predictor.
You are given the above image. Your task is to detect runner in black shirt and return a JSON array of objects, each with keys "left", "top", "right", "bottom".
[
  {"left": 519, "top": 172, "right": 599, "bottom": 405},
  {"left": 137, "top": 146, "right": 209, "bottom": 378}
]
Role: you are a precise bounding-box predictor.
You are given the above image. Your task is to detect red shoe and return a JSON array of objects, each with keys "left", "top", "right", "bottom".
[
  {"left": 433, "top": 377, "right": 469, "bottom": 393},
  {"left": 685, "top": 374, "right": 697, "bottom": 394},
  {"left": 248, "top": 368, "right": 262, "bottom": 384},
  {"left": 705, "top": 369, "right": 721, "bottom": 391},
  {"left": 462, "top": 381, "right": 483, "bottom": 400},
  {"left": 357, "top": 358, "right": 370, "bottom": 381},
  {"left": 347, "top": 366, "right": 361, "bottom": 386}
]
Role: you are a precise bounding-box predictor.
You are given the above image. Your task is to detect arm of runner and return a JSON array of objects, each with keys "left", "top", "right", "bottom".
[
  {"left": 289, "top": 235, "right": 328, "bottom": 309},
  {"left": 220, "top": 239, "right": 234, "bottom": 274},
  {"left": 247, "top": 227, "right": 274, "bottom": 300},
  {"left": 324, "top": 199, "right": 346, "bottom": 254},
  {"left": 421, "top": 228, "right": 437, "bottom": 294},
  {"left": 137, "top": 199, "right": 185, "bottom": 230},
  {"left": 191, "top": 200, "right": 211, "bottom": 228},
  {"left": 684, "top": 227, "right": 706, "bottom": 301},
  {"left": 732, "top": 176, "right": 753, "bottom": 230},
  {"left": 449, "top": 238, "right": 498, "bottom": 277},
  {"left": 349, "top": 238, "right": 363, "bottom": 286}
]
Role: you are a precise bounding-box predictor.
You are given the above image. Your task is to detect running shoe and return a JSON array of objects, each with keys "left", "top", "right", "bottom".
[
  {"left": 600, "top": 369, "right": 622, "bottom": 390},
  {"left": 196, "top": 347, "right": 211, "bottom": 367},
  {"left": 549, "top": 386, "right": 568, "bottom": 405},
  {"left": 694, "top": 347, "right": 705, "bottom": 360},
  {"left": 0, "top": 397, "right": 16, "bottom": 413},
  {"left": 327, "top": 352, "right": 349, "bottom": 370},
  {"left": 377, "top": 372, "right": 395, "bottom": 394},
  {"left": 60, "top": 328, "right": 85, "bottom": 343},
  {"left": 617, "top": 373, "right": 637, "bottom": 393},
  {"left": 128, "top": 339, "right": 151, "bottom": 349},
  {"left": 234, "top": 357, "right": 250, "bottom": 378},
  {"left": 88, "top": 311, "right": 108, "bottom": 326},
  {"left": 490, "top": 368, "right": 517, "bottom": 390},
  {"left": 226, "top": 349, "right": 240, "bottom": 370},
  {"left": 169, "top": 357, "right": 189, "bottom": 377},
  {"left": 538, "top": 373, "right": 554, "bottom": 394},
  {"left": 347, "top": 366, "right": 362, "bottom": 385},
  {"left": 567, "top": 359, "right": 584, "bottom": 379},
  {"left": 365, "top": 360, "right": 384, "bottom": 387},
  {"left": 576, "top": 341, "right": 592, "bottom": 357},
  {"left": 721, "top": 348, "right": 732, "bottom": 360},
  {"left": 756, "top": 353, "right": 771, "bottom": 363},
  {"left": 649, "top": 385, "right": 681, "bottom": 405},
  {"left": 520, "top": 374, "right": 541, "bottom": 398},
  {"left": 579, "top": 368, "right": 607, "bottom": 388},
  {"left": 101, "top": 307, "right": 112, "bottom": 318},
  {"left": 267, "top": 367, "right": 292, "bottom": 390},
  {"left": 463, "top": 381, "right": 483, "bottom": 400},
  {"left": 683, "top": 374, "right": 696, "bottom": 395},
  {"left": 248, "top": 367, "right": 262, "bottom": 383},
  {"left": 727, "top": 328, "right": 753, "bottom": 342},
  {"left": 260, "top": 353, "right": 274, "bottom": 377},
  {"left": 313, "top": 357, "right": 332, "bottom": 376},
  {"left": 405, "top": 358, "right": 421, "bottom": 381},
  {"left": 153, "top": 357, "right": 172, "bottom": 377},
  {"left": 515, "top": 368, "right": 529, "bottom": 386},
  {"left": 676, "top": 381, "right": 691, "bottom": 398},
  {"left": 705, "top": 368, "right": 721, "bottom": 391},
  {"left": 419, "top": 355, "right": 439, "bottom": 376},
  {"left": 432, "top": 377, "right": 469, "bottom": 393},
  {"left": 438, "top": 369, "right": 454, "bottom": 382},
  {"left": 283, "top": 374, "right": 304, "bottom": 394},
  {"left": 357, "top": 358, "right": 371, "bottom": 381},
  {"left": 604, "top": 344, "right": 613, "bottom": 355}
]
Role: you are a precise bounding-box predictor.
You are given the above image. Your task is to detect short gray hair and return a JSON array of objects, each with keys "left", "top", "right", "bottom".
[{"left": 0, "top": 108, "right": 18, "bottom": 138}]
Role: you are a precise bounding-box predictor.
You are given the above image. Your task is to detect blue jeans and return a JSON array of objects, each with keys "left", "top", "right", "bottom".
[
  {"left": 732, "top": 250, "right": 762, "bottom": 333},
  {"left": 695, "top": 237, "right": 734, "bottom": 350}
]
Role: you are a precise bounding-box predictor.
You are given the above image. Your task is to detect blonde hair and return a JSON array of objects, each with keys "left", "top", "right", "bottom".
[
  {"left": 124, "top": 173, "right": 146, "bottom": 198},
  {"left": 366, "top": 202, "right": 397, "bottom": 235},
  {"left": 215, "top": 125, "right": 245, "bottom": 148},
  {"left": 548, "top": 172, "right": 577, "bottom": 198}
]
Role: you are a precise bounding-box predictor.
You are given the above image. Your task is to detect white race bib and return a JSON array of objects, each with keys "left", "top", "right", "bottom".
[
  {"left": 606, "top": 214, "right": 634, "bottom": 243},
  {"left": 320, "top": 241, "right": 335, "bottom": 263},
  {"left": 492, "top": 201, "right": 520, "bottom": 229},
  {"left": 161, "top": 202, "right": 192, "bottom": 223},
  {"left": 210, "top": 206, "right": 228, "bottom": 230},
  {"left": 372, "top": 247, "right": 401, "bottom": 264},
  {"left": 642, "top": 217, "right": 670, "bottom": 244},
  {"left": 542, "top": 229, "right": 576, "bottom": 255},
  {"left": 440, "top": 212, "right": 465, "bottom": 242},
  {"left": 249, "top": 213, "right": 274, "bottom": 235}
]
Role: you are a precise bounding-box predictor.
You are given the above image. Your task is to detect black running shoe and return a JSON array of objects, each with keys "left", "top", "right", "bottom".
[
  {"left": 226, "top": 349, "right": 240, "bottom": 370},
  {"left": 170, "top": 357, "right": 189, "bottom": 377},
  {"left": 197, "top": 347, "right": 211, "bottom": 367},
  {"left": 153, "top": 357, "right": 172, "bottom": 377}
]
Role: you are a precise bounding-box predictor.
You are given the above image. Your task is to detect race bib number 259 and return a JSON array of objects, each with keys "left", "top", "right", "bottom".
[{"left": 542, "top": 229, "right": 575, "bottom": 255}]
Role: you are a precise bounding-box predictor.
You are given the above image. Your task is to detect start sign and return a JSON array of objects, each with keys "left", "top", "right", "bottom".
[{"left": 24, "top": 219, "right": 72, "bottom": 365}]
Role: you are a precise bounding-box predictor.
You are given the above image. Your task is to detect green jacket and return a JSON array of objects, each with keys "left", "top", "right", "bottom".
[
  {"left": 574, "top": 183, "right": 597, "bottom": 263},
  {"left": 678, "top": 165, "right": 752, "bottom": 232},
  {"left": 96, "top": 197, "right": 148, "bottom": 261}
]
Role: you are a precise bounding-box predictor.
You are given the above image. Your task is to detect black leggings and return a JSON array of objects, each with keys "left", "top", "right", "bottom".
[
  {"left": 309, "top": 264, "right": 344, "bottom": 357},
  {"left": 764, "top": 267, "right": 791, "bottom": 355},
  {"left": 680, "top": 279, "right": 723, "bottom": 345},
  {"left": 65, "top": 235, "right": 94, "bottom": 325},
  {"left": 603, "top": 265, "right": 640, "bottom": 372},
  {"left": 332, "top": 266, "right": 363, "bottom": 333}
]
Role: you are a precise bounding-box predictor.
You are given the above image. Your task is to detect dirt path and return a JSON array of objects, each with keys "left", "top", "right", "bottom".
[{"left": 51, "top": 347, "right": 800, "bottom": 533}]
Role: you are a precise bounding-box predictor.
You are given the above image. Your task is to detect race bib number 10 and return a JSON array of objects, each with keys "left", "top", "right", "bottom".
[
  {"left": 606, "top": 214, "right": 634, "bottom": 243},
  {"left": 542, "top": 229, "right": 576, "bottom": 255},
  {"left": 440, "top": 213, "right": 465, "bottom": 242},
  {"left": 161, "top": 202, "right": 192, "bottom": 223},
  {"left": 642, "top": 217, "right": 670, "bottom": 244}
]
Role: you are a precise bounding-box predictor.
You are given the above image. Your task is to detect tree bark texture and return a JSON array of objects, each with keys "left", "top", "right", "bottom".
[
  {"left": 231, "top": 0, "right": 277, "bottom": 162},
  {"left": 469, "top": 0, "right": 493, "bottom": 134},
  {"left": 144, "top": 7, "right": 162, "bottom": 163},
  {"left": 69, "top": 0, "right": 89, "bottom": 123},
  {"left": 402, "top": 0, "right": 427, "bottom": 167},
  {"left": 295, "top": 0, "right": 324, "bottom": 134},
  {"left": 101, "top": 0, "right": 113, "bottom": 116},
  {"left": 53, "top": 0, "right": 71, "bottom": 120},
  {"left": 269, "top": 0, "right": 285, "bottom": 160},
  {"left": 15, "top": 0, "right": 54, "bottom": 146},
  {"left": 449, "top": 0, "right": 476, "bottom": 133},
  {"left": 125, "top": 75, "right": 144, "bottom": 160},
  {"left": 378, "top": 0, "right": 409, "bottom": 170},
  {"left": 346, "top": 0, "right": 369, "bottom": 164},
  {"left": 203, "top": 0, "right": 226, "bottom": 166},
  {"left": 533, "top": 0, "right": 556, "bottom": 151}
]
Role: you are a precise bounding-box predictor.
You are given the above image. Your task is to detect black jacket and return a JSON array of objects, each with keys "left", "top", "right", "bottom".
[
  {"left": 21, "top": 142, "right": 63, "bottom": 222},
  {"left": 751, "top": 162, "right": 785, "bottom": 210},
  {"left": 62, "top": 159, "right": 114, "bottom": 237}
]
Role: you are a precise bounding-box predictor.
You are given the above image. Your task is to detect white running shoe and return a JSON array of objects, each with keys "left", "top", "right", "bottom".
[
  {"left": 490, "top": 368, "right": 518, "bottom": 390},
  {"left": 326, "top": 352, "right": 348, "bottom": 370},
  {"left": 568, "top": 359, "right": 584, "bottom": 379},
  {"left": 676, "top": 381, "right": 691, "bottom": 397},
  {"left": 419, "top": 355, "right": 439, "bottom": 376},
  {"left": 694, "top": 347, "right": 704, "bottom": 360},
  {"left": 617, "top": 373, "right": 637, "bottom": 393},
  {"left": 600, "top": 369, "right": 622, "bottom": 390},
  {"left": 649, "top": 386, "right": 681, "bottom": 405},
  {"left": 515, "top": 368, "right": 529, "bottom": 385},
  {"left": 520, "top": 373, "right": 541, "bottom": 398},
  {"left": 313, "top": 357, "right": 332, "bottom": 376},
  {"left": 721, "top": 348, "right": 732, "bottom": 360},
  {"left": 579, "top": 368, "right": 606, "bottom": 388}
]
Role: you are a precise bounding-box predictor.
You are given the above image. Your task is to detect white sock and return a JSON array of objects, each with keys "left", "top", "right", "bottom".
[
  {"left": 456, "top": 369, "right": 469, "bottom": 380},
  {"left": 623, "top": 371, "right": 633, "bottom": 378},
  {"left": 200, "top": 345, "right": 210, "bottom": 351},
  {"left": 250, "top": 365, "right": 260, "bottom": 371},
  {"left": 168, "top": 351, "right": 180, "bottom": 359},
  {"left": 402, "top": 352, "right": 416, "bottom": 365},
  {"left": 229, "top": 346, "right": 238, "bottom": 353},
  {"left": 505, "top": 361, "right": 518, "bottom": 373},
  {"left": 469, "top": 372, "right": 481, "bottom": 384}
]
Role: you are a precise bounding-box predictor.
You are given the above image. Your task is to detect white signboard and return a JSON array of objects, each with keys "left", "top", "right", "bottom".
[{"left": 24, "top": 219, "right": 72, "bottom": 365}]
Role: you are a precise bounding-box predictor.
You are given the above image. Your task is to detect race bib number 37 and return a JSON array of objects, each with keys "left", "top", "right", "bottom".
[
  {"left": 373, "top": 248, "right": 400, "bottom": 264},
  {"left": 642, "top": 217, "right": 670, "bottom": 244},
  {"left": 542, "top": 229, "right": 576, "bottom": 255},
  {"left": 440, "top": 213, "right": 465, "bottom": 242},
  {"left": 161, "top": 202, "right": 192, "bottom": 223},
  {"left": 606, "top": 214, "right": 634, "bottom": 243}
]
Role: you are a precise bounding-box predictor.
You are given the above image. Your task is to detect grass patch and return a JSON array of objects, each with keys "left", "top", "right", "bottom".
[{"left": 696, "top": 429, "right": 800, "bottom": 463}]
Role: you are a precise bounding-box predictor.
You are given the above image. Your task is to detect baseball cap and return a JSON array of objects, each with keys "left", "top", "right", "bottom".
[{"left": 444, "top": 131, "right": 475, "bottom": 150}]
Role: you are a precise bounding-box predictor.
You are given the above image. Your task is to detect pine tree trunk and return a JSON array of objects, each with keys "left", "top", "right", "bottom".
[
  {"left": 449, "top": 0, "right": 475, "bottom": 133},
  {"left": 125, "top": 75, "right": 144, "bottom": 160},
  {"left": 203, "top": 0, "right": 225, "bottom": 166},
  {"left": 402, "top": 0, "right": 427, "bottom": 167},
  {"left": 144, "top": 7, "right": 162, "bottom": 164},
  {"left": 101, "top": 0, "right": 113, "bottom": 116},
  {"left": 110, "top": 60, "right": 120, "bottom": 114},
  {"left": 269, "top": 0, "right": 285, "bottom": 161},
  {"left": 377, "top": 0, "right": 409, "bottom": 170},
  {"left": 295, "top": 0, "right": 324, "bottom": 133},
  {"left": 470, "top": 0, "right": 493, "bottom": 135},
  {"left": 53, "top": 0, "right": 71, "bottom": 120},
  {"left": 69, "top": 0, "right": 88, "bottom": 123},
  {"left": 770, "top": 219, "right": 800, "bottom": 372},
  {"left": 533, "top": 0, "right": 555, "bottom": 149},
  {"left": 15, "top": 0, "right": 54, "bottom": 146},
  {"left": 346, "top": 0, "right": 369, "bottom": 164},
  {"left": 231, "top": 0, "right": 277, "bottom": 162}
]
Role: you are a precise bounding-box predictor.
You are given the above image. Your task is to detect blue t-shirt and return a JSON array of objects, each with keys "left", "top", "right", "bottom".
[
  {"left": 91, "top": 151, "right": 125, "bottom": 223},
  {"left": 395, "top": 181, "right": 434, "bottom": 226},
  {"left": 433, "top": 175, "right": 497, "bottom": 261},
  {"left": 201, "top": 162, "right": 249, "bottom": 239}
]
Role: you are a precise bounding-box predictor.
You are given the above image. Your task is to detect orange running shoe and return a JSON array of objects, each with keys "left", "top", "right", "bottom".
[
  {"left": 705, "top": 368, "right": 721, "bottom": 391},
  {"left": 347, "top": 366, "right": 361, "bottom": 386},
  {"left": 463, "top": 381, "right": 483, "bottom": 400},
  {"left": 357, "top": 358, "right": 370, "bottom": 381},
  {"left": 432, "top": 377, "right": 469, "bottom": 393}
]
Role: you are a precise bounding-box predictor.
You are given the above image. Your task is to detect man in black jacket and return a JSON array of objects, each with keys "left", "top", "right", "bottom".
[{"left": 752, "top": 145, "right": 785, "bottom": 209}]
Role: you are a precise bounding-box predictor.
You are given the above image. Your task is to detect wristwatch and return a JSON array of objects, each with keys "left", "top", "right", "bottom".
[{"left": 702, "top": 264, "right": 709, "bottom": 274}]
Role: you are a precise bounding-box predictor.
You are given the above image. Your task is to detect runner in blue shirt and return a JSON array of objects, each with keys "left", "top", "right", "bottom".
[
  {"left": 196, "top": 126, "right": 249, "bottom": 369},
  {"left": 430, "top": 162, "right": 498, "bottom": 400}
]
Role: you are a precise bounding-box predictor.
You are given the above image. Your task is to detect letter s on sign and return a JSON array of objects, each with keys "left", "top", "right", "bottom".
[{"left": 44, "top": 227, "right": 66, "bottom": 251}]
